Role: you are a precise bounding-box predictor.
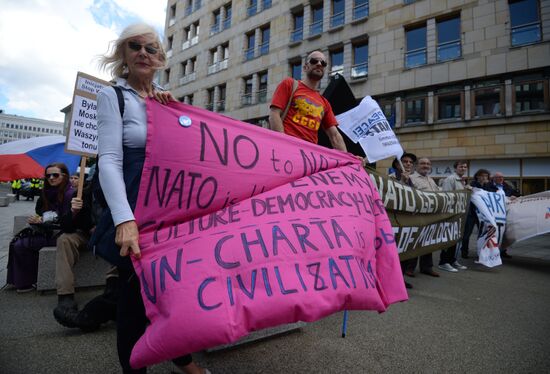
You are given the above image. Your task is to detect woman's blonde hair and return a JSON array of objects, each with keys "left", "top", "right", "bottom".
[{"left": 98, "top": 23, "right": 167, "bottom": 78}]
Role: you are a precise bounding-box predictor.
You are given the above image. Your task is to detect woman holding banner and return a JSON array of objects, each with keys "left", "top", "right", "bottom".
[{"left": 95, "top": 23, "right": 208, "bottom": 374}]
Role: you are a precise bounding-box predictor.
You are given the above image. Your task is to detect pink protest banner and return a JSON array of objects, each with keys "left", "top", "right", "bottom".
[{"left": 130, "top": 100, "right": 408, "bottom": 368}]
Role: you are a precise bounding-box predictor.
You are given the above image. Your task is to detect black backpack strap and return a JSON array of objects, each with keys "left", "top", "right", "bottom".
[{"left": 112, "top": 85, "right": 125, "bottom": 118}]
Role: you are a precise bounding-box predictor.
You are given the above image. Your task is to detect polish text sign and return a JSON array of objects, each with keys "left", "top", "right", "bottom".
[
  {"left": 129, "top": 101, "right": 408, "bottom": 368},
  {"left": 65, "top": 72, "right": 110, "bottom": 157}
]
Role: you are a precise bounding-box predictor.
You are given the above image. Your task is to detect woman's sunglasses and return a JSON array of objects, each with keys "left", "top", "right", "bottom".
[
  {"left": 308, "top": 58, "right": 328, "bottom": 67},
  {"left": 128, "top": 41, "right": 159, "bottom": 55},
  {"left": 46, "top": 173, "right": 61, "bottom": 179}
]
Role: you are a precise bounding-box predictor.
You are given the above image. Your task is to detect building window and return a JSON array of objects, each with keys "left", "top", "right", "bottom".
[
  {"left": 291, "top": 11, "right": 304, "bottom": 42},
  {"left": 437, "top": 92, "right": 463, "bottom": 121},
  {"left": 258, "top": 71, "right": 268, "bottom": 103},
  {"left": 405, "top": 25, "right": 427, "bottom": 68},
  {"left": 248, "top": 0, "right": 258, "bottom": 17},
  {"left": 185, "top": 0, "right": 192, "bottom": 16},
  {"left": 206, "top": 88, "right": 214, "bottom": 111},
  {"left": 245, "top": 32, "right": 255, "bottom": 60},
  {"left": 381, "top": 100, "right": 396, "bottom": 126},
  {"left": 310, "top": 4, "right": 323, "bottom": 36},
  {"left": 509, "top": 0, "right": 541, "bottom": 46},
  {"left": 166, "top": 35, "right": 173, "bottom": 57},
  {"left": 353, "top": 0, "right": 369, "bottom": 20},
  {"left": 437, "top": 16, "right": 461, "bottom": 62},
  {"left": 472, "top": 83, "right": 503, "bottom": 117},
  {"left": 211, "top": 10, "right": 221, "bottom": 35},
  {"left": 352, "top": 43, "right": 368, "bottom": 79},
  {"left": 290, "top": 60, "right": 302, "bottom": 80},
  {"left": 260, "top": 26, "right": 270, "bottom": 55},
  {"left": 169, "top": 4, "right": 176, "bottom": 25},
  {"left": 164, "top": 68, "right": 170, "bottom": 84},
  {"left": 514, "top": 80, "right": 547, "bottom": 113},
  {"left": 405, "top": 97, "right": 426, "bottom": 124},
  {"left": 262, "top": 0, "right": 272, "bottom": 10},
  {"left": 193, "top": 0, "right": 202, "bottom": 11},
  {"left": 223, "top": 3, "right": 232, "bottom": 30},
  {"left": 187, "top": 94, "right": 194, "bottom": 105},
  {"left": 330, "top": 0, "right": 345, "bottom": 28},
  {"left": 242, "top": 76, "right": 253, "bottom": 106},
  {"left": 218, "top": 84, "right": 226, "bottom": 112},
  {"left": 330, "top": 49, "right": 344, "bottom": 76}
]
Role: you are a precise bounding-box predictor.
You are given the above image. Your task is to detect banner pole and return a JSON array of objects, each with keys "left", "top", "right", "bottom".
[
  {"left": 341, "top": 310, "right": 348, "bottom": 338},
  {"left": 76, "top": 156, "right": 87, "bottom": 199}
]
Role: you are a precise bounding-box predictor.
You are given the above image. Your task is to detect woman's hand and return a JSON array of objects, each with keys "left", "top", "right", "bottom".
[
  {"left": 115, "top": 220, "right": 141, "bottom": 259},
  {"left": 152, "top": 90, "right": 175, "bottom": 105},
  {"left": 28, "top": 215, "right": 42, "bottom": 224}
]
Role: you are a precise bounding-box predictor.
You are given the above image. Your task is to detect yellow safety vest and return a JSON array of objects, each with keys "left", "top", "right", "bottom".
[{"left": 11, "top": 180, "right": 21, "bottom": 189}]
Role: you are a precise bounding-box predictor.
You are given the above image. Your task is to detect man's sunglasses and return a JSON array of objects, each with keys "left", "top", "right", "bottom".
[
  {"left": 128, "top": 41, "right": 159, "bottom": 55},
  {"left": 46, "top": 173, "right": 61, "bottom": 179},
  {"left": 308, "top": 58, "right": 327, "bottom": 67}
]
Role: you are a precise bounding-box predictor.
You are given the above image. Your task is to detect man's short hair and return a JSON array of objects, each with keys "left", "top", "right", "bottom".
[{"left": 453, "top": 160, "right": 467, "bottom": 169}]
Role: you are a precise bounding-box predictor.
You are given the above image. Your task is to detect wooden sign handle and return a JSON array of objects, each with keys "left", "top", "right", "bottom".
[{"left": 77, "top": 157, "right": 87, "bottom": 199}]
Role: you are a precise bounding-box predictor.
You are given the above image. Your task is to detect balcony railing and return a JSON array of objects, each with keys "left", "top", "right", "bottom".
[
  {"left": 166, "top": 49, "right": 173, "bottom": 58},
  {"left": 223, "top": 17, "right": 231, "bottom": 30},
  {"left": 247, "top": 4, "right": 257, "bottom": 17},
  {"left": 210, "top": 23, "right": 220, "bottom": 35},
  {"left": 257, "top": 89, "right": 267, "bottom": 103},
  {"left": 169, "top": 18, "right": 176, "bottom": 26},
  {"left": 351, "top": 62, "right": 368, "bottom": 79},
  {"left": 244, "top": 47, "right": 255, "bottom": 61},
  {"left": 511, "top": 22, "right": 541, "bottom": 46},
  {"left": 259, "top": 41, "right": 269, "bottom": 56},
  {"left": 182, "top": 40, "right": 190, "bottom": 50},
  {"left": 310, "top": 20, "right": 323, "bottom": 36},
  {"left": 205, "top": 103, "right": 214, "bottom": 111},
  {"left": 179, "top": 72, "right": 196, "bottom": 85},
  {"left": 290, "top": 28, "right": 303, "bottom": 43},
  {"left": 330, "top": 12, "right": 345, "bottom": 28},
  {"left": 437, "top": 40, "right": 461, "bottom": 62},
  {"left": 191, "top": 35, "right": 198, "bottom": 46},
  {"left": 353, "top": 2, "right": 369, "bottom": 20},
  {"left": 207, "top": 59, "right": 229, "bottom": 75},
  {"left": 330, "top": 65, "right": 344, "bottom": 76},
  {"left": 405, "top": 48, "right": 426, "bottom": 68},
  {"left": 241, "top": 93, "right": 253, "bottom": 106},
  {"left": 216, "top": 100, "right": 226, "bottom": 112}
]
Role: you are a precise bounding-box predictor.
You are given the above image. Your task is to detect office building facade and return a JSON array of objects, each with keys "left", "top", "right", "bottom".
[
  {"left": 0, "top": 111, "right": 64, "bottom": 145},
  {"left": 163, "top": 0, "right": 550, "bottom": 194}
]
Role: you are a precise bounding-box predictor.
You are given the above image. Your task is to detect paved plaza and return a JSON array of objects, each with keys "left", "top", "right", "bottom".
[{"left": 1, "top": 185, "right": 549, "bottom": 373}]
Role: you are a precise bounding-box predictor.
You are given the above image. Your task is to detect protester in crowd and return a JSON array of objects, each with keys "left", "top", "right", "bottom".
[
  {"left": 11, "top": 179, "right": 21, "bottom": 200},
  {"left": 460, "top": 168, "right": 491, "bottom": 259},
  {"left": 485, "top": 171, "right": 519, "bottom": 259},
  {"left": 52, "top": 183, "right": 94, "bottom": 316},
  {"left": 405, "top": 157, "right": 440, "bottom": 278},
  {"left": 96, "top": 23, "right": 208, "bottom": 374},
  {"left": 389, "top": 152, "right": 417, "bottom": 289},
  {"left": 487, "top": 171, "right": 520, "bottom": 198},
  {"left": 6, "top": 163, "right": 73, "bottom": 292},
  {"left": 438, "top": 160, "right": 468, "bottom": 272},
  {"left": 69, "top": 173, "right": 80, "bottom": 189},
  {"left": 268, "top": 50, "right": 347, "bottom": 151}
]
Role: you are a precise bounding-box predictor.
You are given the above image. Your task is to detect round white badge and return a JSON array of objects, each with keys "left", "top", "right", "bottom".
[{"left": 178, "top": 115, "right": 192, "bottom": 127}]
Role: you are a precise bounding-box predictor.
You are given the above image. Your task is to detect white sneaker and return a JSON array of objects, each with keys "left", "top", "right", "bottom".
[
  {"left": 452, "top": 261, "right": 467, "bottom": 270},
  {"left": 438, "top": 263, "right": 458, "bottom": 272}
]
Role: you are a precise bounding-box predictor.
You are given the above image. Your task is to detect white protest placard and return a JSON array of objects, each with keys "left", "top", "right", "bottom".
[
  {"left": 65, "top": 72, "right": 111, "bottom": 157},
  {"left": 336, "top": 96, "right": 403, "bottom": 163}
]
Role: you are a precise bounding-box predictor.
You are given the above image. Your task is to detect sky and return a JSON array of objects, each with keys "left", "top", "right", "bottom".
[{"left": 0, "top": 0, "right": 167, "bottom": 122}]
